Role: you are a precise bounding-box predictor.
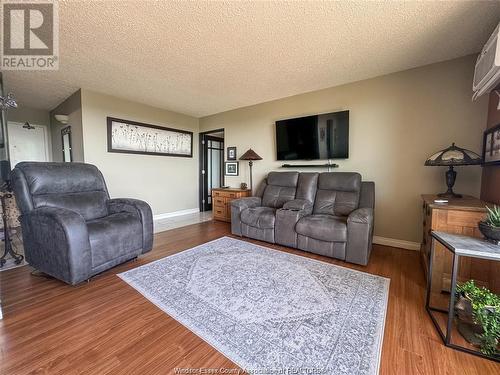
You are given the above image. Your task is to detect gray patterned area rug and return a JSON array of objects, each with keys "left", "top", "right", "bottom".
[{"left": 119, "top": 237, "right": 390, "bottom": 375}]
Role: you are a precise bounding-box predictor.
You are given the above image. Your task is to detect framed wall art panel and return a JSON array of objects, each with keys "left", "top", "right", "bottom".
[{"left": 107, "top": 117, "right": 193, "bottom": 157}]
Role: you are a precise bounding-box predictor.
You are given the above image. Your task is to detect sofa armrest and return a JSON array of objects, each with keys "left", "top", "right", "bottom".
[
  {"left": 359, "top": 181, "right": 375, "bottom": 209},
  {"left": 107, "top": 198, "right": 153, "bottom": 253},
  {"left": 348, "top": 207, "right": 373, "bottom": 224},
  {"left": 231, "top": 197, "right": 262, "bottom": 210},
  {"left": 346, "top": 208, "right": 374, "bottom": 266},
  {"left": 283, "top": 199, "right": 313, "bottom": 212},
  {"left": 230, "top": 197, "right": 262, "bottom": 235},
  {"left": 21, "top": 206, "right": 92, "bottom": 285},
  {"left": 275, "top": 202, "right": 313, "bottom": 248}
]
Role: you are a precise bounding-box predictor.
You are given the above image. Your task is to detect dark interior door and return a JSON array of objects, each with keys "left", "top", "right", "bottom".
[{"left": 200, "top": 134, "right": 224, "bottom": 211}]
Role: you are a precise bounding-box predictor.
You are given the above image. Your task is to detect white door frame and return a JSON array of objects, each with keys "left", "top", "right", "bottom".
[{"left": 7, "top": 121, "right": 51, "bottom": 163}]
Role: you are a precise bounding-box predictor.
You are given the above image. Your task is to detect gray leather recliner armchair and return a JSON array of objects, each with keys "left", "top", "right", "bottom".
[
  {"left": 231, "top": 171, "right": 375, "bottom": 266},
  {"left": 10, "top": 162, "right": 153, "bottom": 285}
]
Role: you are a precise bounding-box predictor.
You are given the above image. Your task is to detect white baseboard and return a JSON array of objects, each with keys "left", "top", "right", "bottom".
[
  {"left": 373, "top": 236, "right": 420, "bottom": 251},
  {"left": 152, "top": 212, "right": 420, "bottom": 251},
  {"left": 153, "top": 208, "right": 200, "bottom": 222}
]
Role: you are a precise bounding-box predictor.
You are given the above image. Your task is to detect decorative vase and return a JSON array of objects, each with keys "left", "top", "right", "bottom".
[
  {"left": 240, "top": 182, "right": 248, "bottom": 190},
  {"left": 478, "top": 221, "right": 500, "bottom": 244}
]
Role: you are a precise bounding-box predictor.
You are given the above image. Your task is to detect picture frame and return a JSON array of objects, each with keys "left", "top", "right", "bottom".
[
  {"left": 227, "top": 146, "right": 237, "bottom": 161},
  {"left": 107, "top": 117, "right": 193, "bottom": 157},
  {"left": 482, "top": 123, "right": 500, "bottom": 165},
  {"left": 225, "top": 161, "right": 239, "bottom": 176}
]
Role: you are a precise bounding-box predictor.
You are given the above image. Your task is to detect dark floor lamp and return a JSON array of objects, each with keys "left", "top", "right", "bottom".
[
  {"left": 239, "top": 149, "right": 262, "bottom": 192},
  {"left": 0, "top": 73, "right": 23, "bottom": 268},
  {"left": 424, "top": 143, "right": 482, "bottom": 198}
]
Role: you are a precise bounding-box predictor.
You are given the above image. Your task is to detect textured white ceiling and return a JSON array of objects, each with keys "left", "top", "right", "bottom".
[{"left": 3, "top": 1, "right": 500, "bottom": 117}]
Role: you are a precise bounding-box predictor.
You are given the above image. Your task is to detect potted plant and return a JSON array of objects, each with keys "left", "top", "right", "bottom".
[
  {"left": 478, "top": 205, "right": 500, "bottom": 243},
  {"left": 455, "top": 280, "right": 500, "bottom": 356}
]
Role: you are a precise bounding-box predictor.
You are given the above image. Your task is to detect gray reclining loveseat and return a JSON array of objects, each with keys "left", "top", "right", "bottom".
[
  {"left": 10, "top": 162, "right": 153, "bottom": 285},
  {"left": 231, "top": 171, "right": 374, "bottom": 265}
]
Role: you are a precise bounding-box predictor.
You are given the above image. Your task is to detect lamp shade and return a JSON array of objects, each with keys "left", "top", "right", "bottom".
[
  {"left": 424, "top": 143, "right": 482, "bottom": 166},
  {"left": 239, "top": 148, "right": 262, "bottom": 161}
]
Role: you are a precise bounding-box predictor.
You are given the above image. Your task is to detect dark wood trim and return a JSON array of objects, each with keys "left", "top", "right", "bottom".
[
  {"left": 61, "top": 126, "right": 73, "bottom": 162},
  {"left": 482, "top": 122, "right": 500, "bottom": 166},
  {"left": 199, "top": 128, "right": 225, "bottom": 211},
  {"left": 481, "top": 91, "right": 500, "bottom": 205},
  {"left": 106, "top": 117, "right": 193, "bottom": 158},
  {"left": 204, "top": 135, "right": 224, "bottom": 211},
  {"left": 199, "top": 134, "right": 205, "bottom": 211}
]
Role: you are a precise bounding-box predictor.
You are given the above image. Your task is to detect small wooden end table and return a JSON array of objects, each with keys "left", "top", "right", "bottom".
[{"left": 426, "top": 230, "right": 500, "bottom": 362}]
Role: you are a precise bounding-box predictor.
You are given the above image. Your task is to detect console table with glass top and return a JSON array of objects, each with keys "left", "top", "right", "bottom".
[{"left": 426, "top": 231, "right": 500, "bottom": 361}]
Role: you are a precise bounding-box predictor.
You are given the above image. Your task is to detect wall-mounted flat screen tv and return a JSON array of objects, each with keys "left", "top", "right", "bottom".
[{"left": 276, "top": 110, "right": 349, "bottom": 160}]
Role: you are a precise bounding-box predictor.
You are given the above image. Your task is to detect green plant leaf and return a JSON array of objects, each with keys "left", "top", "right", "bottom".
[
  {"left": 456, "top": 280, "right": 500, "bottom": 355},
  {"left": 485, "top": 205, "right": 500, "bottom": 227}
]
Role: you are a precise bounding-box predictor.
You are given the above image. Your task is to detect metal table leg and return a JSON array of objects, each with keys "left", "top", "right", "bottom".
[{"left": 445, "top": 253, "right": 459, "bottom": 345}]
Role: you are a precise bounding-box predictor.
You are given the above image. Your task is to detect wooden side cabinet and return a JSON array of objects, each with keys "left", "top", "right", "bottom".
[
  {"left": 212, "top": 188, "right": 251, "bottom": 222},
  {"left": 420, "top": 194, "right": 500, "bottom": 294}
]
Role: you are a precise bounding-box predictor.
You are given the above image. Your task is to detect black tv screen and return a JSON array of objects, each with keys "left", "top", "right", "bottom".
[{"left": 276, "top": 110, "right": 349, "bottom": 160}]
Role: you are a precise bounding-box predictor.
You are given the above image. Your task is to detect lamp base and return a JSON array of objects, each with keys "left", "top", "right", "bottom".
[
  {"left": 437, "top": 191, "right": 462, "bottom": 199},
  {"left": 437, "top": 166, "right": 462, "bottom": 199},
  {"left": 248, "top": 161, "right": 253, "bottom": 192}
]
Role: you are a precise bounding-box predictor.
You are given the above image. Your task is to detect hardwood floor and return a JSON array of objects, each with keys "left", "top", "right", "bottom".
[{"left": 1, "top": 220, "right": 499, "bottom": 374}]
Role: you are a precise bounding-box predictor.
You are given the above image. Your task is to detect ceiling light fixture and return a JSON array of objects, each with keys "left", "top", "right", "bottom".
[
  {"left": 0, "top": 93, "right": 17, "bottom": 111},
  {"left": 54, "top": 114, "right": 69, "bottom": 124},
  {"left": 23, "top": 122, "right": 35, "bottom": 130}
]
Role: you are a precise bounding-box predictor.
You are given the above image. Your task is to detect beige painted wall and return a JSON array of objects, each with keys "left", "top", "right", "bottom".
[
  {"left": 200, "top": 55, "right": 488, "bottom": 243},
  {"left": 7, "top": 106, "right": 50, "bottom": 127},
  {"left": 50, "top": 90, "right": 84, "bottom": 162},
  {"left": 80, "top": 89, "right": 199, "bottom": 216}
]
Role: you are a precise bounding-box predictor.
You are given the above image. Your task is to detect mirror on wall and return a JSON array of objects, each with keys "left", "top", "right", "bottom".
[{"left": 61, "top": 126, "right": 72, "bottom": 162}]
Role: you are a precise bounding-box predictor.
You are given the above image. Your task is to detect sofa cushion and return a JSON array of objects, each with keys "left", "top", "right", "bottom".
[
  {"left": 87, "top": 212, "right": 142, "bottom": 268},
  {"left": 16, "top": 162, "right": 108, "bottom": 195},
  {"left": 262, "top": 185, "right": 297, "bottom": 208},
  {"left": 267, "top": 171, "right": 299, "bottom": 187},
  {"left": 241, "top": 207, "right": 276, "bottom": 229},
  {"left": 313, "top": 172, "right": 361, "bottom": 216},
  {"left": 295, "top": 214, "right": 347, "bottom": 242},
  {"left": 318, "top": 172, "right": 361, "bottom": 191},
  {"left": 33, "top": 191, "right": 109, "bottom": 221},
  {"left": 295, "top": 172, "right": 319, "bottom": 203},
  {"left": 262, "top": 172, "right": 299, "bottom": 208},
  {"left": 13, "top": 162, "right": 110, "bottom": 220}
]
